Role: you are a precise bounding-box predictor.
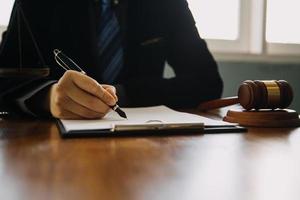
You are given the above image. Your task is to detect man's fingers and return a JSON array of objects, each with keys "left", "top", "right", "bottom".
[
  {"left": 64, "top": 81, "right": 111, "bottom": 114},
  {"left": 56, "top": 108, "right": 82, "bottom": 120},
  {"left": 60, "top": 96, "right": 107, "bottom": 119},
  {"left": 103, "top": 85, "right": 118, "bottom": 102},
  {"left": 69, "top": 71, "right": 116, "bottom": 106},
  {"left": 51, "top": 71, "right": 118, "bottom": 120}
]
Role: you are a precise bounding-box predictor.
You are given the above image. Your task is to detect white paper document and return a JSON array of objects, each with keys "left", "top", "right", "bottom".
[{"left": 60, "top": 106, "right": 233, "bottom": 132}]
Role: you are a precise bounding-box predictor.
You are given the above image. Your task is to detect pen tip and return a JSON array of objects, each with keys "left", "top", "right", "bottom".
[
  {"left": 120, "top": 112, "right": 128, "bottom": 119},
  {"left": 115, "top": 107, "right": 127, "bottom": 119}
]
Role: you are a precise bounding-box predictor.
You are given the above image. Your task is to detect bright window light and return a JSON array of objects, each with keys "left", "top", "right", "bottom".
[
  {"left": 266, "top": 0, "right": 300, "bottom": 44},
  {"left": 187, "top": 0, "right": 240, "bottom": 40},
  {"left": 0, "top": 0, "right": 14, "bottom": 26}
]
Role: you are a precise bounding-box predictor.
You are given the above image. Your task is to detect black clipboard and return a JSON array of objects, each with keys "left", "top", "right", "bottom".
[{"left": 57, "top": 120, "right": 247, "bottom": 138}]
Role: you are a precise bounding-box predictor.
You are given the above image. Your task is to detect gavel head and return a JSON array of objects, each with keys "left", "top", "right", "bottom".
[{"left": 238, "top": 80, "right": 293, "bottom": 110}]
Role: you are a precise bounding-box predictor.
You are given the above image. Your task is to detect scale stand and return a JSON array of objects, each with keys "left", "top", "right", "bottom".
[{"left": 0, "top": 0, "right": 50, "bottom": 78}]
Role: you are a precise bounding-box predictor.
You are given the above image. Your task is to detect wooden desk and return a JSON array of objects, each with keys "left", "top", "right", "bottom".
[{"left": 0, "top": 109, "right": 300, "bottom": 200}]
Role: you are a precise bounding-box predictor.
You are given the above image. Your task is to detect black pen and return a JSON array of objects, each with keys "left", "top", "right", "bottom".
[{"left": 53, "top": 49, "right": 127, "bottom": 119}]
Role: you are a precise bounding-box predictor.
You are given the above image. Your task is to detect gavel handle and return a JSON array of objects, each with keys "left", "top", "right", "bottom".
[{"left": 197, "top": 96, "right": 240, "bottom": 111}]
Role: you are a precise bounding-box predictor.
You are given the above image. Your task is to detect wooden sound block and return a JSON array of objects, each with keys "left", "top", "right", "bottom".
[{"left": 224, "top": 109, "right": 300, "bottom": 128}]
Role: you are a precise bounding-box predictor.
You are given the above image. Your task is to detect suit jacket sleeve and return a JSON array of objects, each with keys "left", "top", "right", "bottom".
[{"left": 124, "top": 0, "right": 223, "bottom": 109}]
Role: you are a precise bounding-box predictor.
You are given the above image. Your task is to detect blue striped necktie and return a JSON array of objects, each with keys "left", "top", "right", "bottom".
[{"left": 98, "top": 0, "right": 124, "bottom": 84}]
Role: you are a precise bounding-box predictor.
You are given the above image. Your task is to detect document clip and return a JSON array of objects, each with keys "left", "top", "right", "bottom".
[{"left": 112, "top": 121, "right": 204, "bottom": 132}]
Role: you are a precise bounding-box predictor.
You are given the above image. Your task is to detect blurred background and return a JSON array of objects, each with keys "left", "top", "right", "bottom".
[{"left": 1, "top": 0, "right": 300, "bottom": 111}]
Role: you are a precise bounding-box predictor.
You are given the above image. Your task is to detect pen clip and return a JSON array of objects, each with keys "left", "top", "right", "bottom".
[{"left": 53, "top": 49, "right": 86, "bottom": 74}]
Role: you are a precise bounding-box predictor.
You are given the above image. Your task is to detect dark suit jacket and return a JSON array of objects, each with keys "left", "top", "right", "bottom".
[{"left": 0, "top": 0, "right": 223, "bottom": 116}]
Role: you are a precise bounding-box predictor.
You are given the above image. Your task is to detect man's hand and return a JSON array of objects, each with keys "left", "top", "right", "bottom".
[{"left": 47, "top": 70, "right": 118, "bottom": 119}]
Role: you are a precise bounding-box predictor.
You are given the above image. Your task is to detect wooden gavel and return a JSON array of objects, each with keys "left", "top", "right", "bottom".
[{"left": 198, "top": 80, "right": 294, "bottom": 111}]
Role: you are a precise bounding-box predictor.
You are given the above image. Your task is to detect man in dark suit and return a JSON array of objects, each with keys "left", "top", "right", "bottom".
[{"left": 0, "top": 0, "right": 223, "bottom": 119}]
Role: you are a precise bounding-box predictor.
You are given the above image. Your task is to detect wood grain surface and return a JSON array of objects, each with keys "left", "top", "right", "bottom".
[{"left": 0, "top": 109, "right": 300, "bottom": 200}]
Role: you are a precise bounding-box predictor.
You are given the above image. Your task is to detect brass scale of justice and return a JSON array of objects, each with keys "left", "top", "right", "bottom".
[
  {"left": 198, "top": 80, "right": 300, "bottom": 128},
  {"left": 1, "top": 1, "right": 299, "bottom": 127},
  {"left": 0, "top": 0, "right": 49, "bottom": 78}
]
